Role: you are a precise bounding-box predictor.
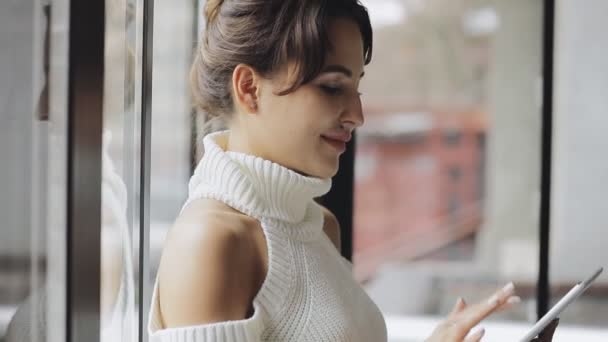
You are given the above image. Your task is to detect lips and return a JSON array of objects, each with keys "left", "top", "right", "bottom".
[
  {"left": 321, "top": 131, "right": 351, "bottom": 153},
  {"left": 321, "top": 131, "right": 352, "bottom": 143}
]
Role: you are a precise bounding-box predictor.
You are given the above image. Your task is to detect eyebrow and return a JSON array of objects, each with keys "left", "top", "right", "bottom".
[{"left": 321, "top": 65, "right": 365, "bottom": 78}]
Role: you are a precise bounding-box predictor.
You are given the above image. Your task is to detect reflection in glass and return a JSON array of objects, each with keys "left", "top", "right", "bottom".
[
  {"left": 100, "top": 0, "right": 140, "bottom": 340},
  {"left": 101, "top": 132, "right": 136, "bottom": 341}
]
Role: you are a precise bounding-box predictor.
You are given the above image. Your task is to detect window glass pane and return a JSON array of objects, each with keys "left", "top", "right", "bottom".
[
  {"left": 100, "top": 0, "right": 142, "bottom": 340},
  {"left": 148, "top": 0, "right": 196, "bottom": 310},
  {"left": 549, "top": 0, "right": 608, "bottom": 335},
  {"left": 0, "top": 1, "right": 69, "bottom": 341},
  {"left": 355, "top": 1, "right": 543, "bottom": 340}
]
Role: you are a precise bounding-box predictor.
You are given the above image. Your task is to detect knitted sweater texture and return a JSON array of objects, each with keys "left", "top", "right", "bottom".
[{"left": 148, "top": 131, "right": 387, "bottom": 342}]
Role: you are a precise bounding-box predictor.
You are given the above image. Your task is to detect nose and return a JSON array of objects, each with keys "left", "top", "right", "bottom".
[{"left": 341, "top": 94, "right": 364, "bottom": 130}]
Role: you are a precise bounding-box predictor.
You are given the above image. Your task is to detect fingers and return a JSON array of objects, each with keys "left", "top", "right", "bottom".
[
  {"left": 458, "top": 282, "right": 516, "bottom": 332},
  {"left": 507, "top": 296, "right": 521, "bottom": 305},
  {"left": 435, "top": 283, "right": 519, "bottom": 341},
  {"left": 496, "top": 296, "right": 521, "bottom": 313},
  {"left": 448, "top": 295, "right": 519, "bottom": 317},
  {"left": 448, "top": 297, "right": 467, "bottom": 319},
  {"left": 464, "top": 328, "right": 485, "bottom": 342}
]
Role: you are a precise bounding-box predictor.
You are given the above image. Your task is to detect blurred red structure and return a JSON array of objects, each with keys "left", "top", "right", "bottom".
[{"left": 353, "top": 110, "right": 487, "bottom": 280}]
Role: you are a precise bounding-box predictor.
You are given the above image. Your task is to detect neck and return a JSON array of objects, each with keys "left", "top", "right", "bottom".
[{"left": 226, "top": 126, "right": 266, "bottom": 158}]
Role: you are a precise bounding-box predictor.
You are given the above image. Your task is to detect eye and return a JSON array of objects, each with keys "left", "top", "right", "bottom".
[{"left": 320, "top": 84, "right": 343, "bottom": 96}]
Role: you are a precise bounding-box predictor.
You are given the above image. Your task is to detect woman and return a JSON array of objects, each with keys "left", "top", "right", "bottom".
[{"left": 148, "top": 1, "right": 520, "bottom": 341}]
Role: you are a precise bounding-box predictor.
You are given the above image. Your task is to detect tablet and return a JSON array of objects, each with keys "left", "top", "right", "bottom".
[{"left": 520, "top": 267, "right": 604, "bottom": 341}]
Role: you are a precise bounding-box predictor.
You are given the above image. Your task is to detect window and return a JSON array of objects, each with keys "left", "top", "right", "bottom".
[
  {"left": 351, "top": 1, "right": 608, "bottom": 340},
  {"left": 354, "top": 1, "right": 544, "bottom": 340},
  {"left": 100, "top": 0, "right": 142, "bottom": 340},
  {"left": 3, "top": 1, "right": 607, "bottom": 341},
  {"left": 443, "top": 129, "right": 463, "bottom": 147},
  {"left": 0, "top": 1, "right": 69, "bottom": 341},
  {"left": 148, "top": 0, "right": 196, "bottom": 320},
  {"left": 548, "top": 0, "right": 608, "bottom": 328},
  {"left": 448, "top": 166, "right": 462, "bottom": 182}
]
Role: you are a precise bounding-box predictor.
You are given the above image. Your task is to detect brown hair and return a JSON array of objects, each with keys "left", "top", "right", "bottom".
[{"left": 190, "top": 0, "right": 373, "bottom": 120}]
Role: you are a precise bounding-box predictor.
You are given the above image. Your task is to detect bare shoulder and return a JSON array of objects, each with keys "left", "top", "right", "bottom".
[
  {"left": 157, "top": 198, "right": 265, "bottom": 328},
  {"left": 320, "top": 205, "right": 341, "bottom": 251}
]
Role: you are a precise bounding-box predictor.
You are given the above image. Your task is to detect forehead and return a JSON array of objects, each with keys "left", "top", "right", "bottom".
[{"left": 324, "top": 17, "right": 365, "bottom": 74}]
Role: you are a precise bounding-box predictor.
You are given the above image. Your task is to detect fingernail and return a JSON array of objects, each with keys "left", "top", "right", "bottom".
[
  {"left": 503, "top": 282, "right": 515, "bottom": 294},
  {"left": 472, "top": 327, "right": 486, "bottom": 338},
  {"left": 487, "top": 294, "right": 499, "bottom": 306},
  {"left": 507, "top": 296, "right": 521, "bottom": 305}
]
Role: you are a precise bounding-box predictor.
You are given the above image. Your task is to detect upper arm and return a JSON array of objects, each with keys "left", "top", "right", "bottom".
[
  {"left": 157, "top": 214, "right": 260, "bottom": 328},
  {"left": 321, "top": 206, "right": 341, "bottom": 252}
]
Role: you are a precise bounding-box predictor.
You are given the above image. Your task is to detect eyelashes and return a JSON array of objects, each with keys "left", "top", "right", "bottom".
[
  {"left": 320, "top": 85, "right": 343, "bottom": 96},
  {"left": 319, "top": 85, "right": 363, "bottom": 97}
]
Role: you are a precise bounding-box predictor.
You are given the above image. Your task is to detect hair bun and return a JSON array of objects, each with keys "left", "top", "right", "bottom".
[{"left": 204, "top": 0, "right": 225, "bottom": 23}]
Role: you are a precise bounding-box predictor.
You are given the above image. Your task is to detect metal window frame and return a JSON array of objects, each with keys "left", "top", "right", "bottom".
[
  {"left": 139, "top": 0, "right": 155, "bottom": 340},
  {"left": 538, "top": 0, "right": 555, "bottom": 319},
  {"left": 66, "top": 1, "right": 105, "bottom": 341},
  {"left": 66, "top": 0, "right": 157, "bottom": 340}
]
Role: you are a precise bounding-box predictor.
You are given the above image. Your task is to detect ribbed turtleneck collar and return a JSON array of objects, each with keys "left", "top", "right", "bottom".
[{"left": 186, "top": 130, "right": 332, "bottom": 227}]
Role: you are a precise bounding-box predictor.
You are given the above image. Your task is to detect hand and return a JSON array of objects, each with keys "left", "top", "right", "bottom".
[{"left": 425, "top": 282, "right": 521, "bottom": 341}]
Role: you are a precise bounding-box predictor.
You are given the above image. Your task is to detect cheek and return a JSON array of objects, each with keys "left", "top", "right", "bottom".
[
  {"left": 281, "top": 92, "right": 335, "bottom": 128},
  {"left": 300, "top": 89, "right": 342, "bottom": 122},
  {"left": 309, "top": 89, "right": 340, "bottom": 110},
  {"left": 261, "top": 88, "right": 341, "bottom": 154}
]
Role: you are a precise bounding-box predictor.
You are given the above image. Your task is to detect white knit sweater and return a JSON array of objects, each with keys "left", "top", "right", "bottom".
[{"left": 148, "top": 130, "right": 387, "bottom": 342}]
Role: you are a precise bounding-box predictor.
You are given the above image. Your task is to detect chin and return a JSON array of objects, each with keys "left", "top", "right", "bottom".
[
  {"left": 297, "top": 164, "right": 336, "bottom": 179},
  {"left": 315, "top": 163, "right": 339, "bottom": 179},
  {"left": 297, "top": 154, "right": 339, "bottom": 179}
]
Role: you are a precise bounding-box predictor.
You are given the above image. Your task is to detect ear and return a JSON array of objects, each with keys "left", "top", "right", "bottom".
[{"left": 232, "top": 64, "right": 261, "bottom": 113}]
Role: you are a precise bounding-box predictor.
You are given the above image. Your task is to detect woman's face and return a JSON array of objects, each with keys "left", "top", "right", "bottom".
[{"left": 241, "top": 17, "right": 366, "bottom": 179}]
